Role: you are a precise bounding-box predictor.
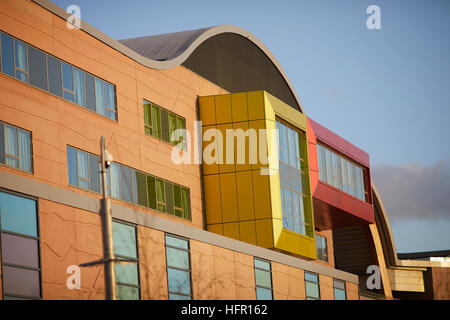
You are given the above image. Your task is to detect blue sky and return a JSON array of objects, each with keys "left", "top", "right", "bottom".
[{"left": 51, "top": 0, "right": 450, "bottom": 253}]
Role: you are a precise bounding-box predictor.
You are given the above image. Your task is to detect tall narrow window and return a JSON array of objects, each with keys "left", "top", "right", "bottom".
[
  {"left": 333, "top": 279, "right": 346, "bottom": 300},
  {"left": 0, "top": 121, "right": 32, "bottom": 173},
  {"left": 1, "top": 32, "right": 14, "bottom": 77},
  {"left": 28, "top": 46, "right": 47, "bottom": 91},
  {"left": 66, "top": 146, "right": 100, "bottom": 193},
  {"left": 0, "top": 191, "right": 41, "bottom": 300},
  {"left": 315, "top": 234, "right": 328, "bottom": 262},
  {"left": 112, "top": 220, "right": 140, "bottom": 300},
  {"left": 151, "top": 104, "right": 161, "bottom": 139},
  {"left": 254, "top": 258, "right": 273, "bottom": 300},
  {"left": 14, "top": 39, "right": 28, "bottom": 83},
  {"left": 47, "top": 55, "right": 62, "bottom": 97},
  {"left": 277, "top": 120, "right": 310, "bottom": 236},
  {"left": 165, "top": 234, "right": 192, "bottom": 300},
  {"left": 305, "top": 272, "right": 320, "bottom": 300},
  {"left": 95, "top": 77, "right": 106, "bottom": 116},
  {"left": 73, "top": 67, "right": 85, "bottom": 107},
  {"left": 62, "top": 62, "right": 74, "bottom": 102},
  {"left": 105, "top": 82, "right": 117, "bottom": 120}
]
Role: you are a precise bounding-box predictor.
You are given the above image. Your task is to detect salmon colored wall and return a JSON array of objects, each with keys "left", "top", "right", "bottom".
[
  {"left": 319, "top": 275, "right": 334, "bottom": 300},
  {"left": 39, "top": 199, "right": 105, "bottom": 299},
  {"left": 190, "top": 240, "right": 256, "bottom": 300},
  {"left": 272, "top": 262, "right": 306, "bottom": 300},
  {"left": 346, "top": 281, "right": 360, "bottom": 300},
  {"left": 137, "top": 226, "right": 168, "bottom": 300},
  {"left": 0, "top": 0, "right": 228, "bottom": 231}
]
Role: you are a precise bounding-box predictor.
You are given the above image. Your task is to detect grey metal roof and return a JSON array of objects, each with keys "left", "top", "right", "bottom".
[{"left": 119, "top": 27, "right": 213, "bottom": 61}]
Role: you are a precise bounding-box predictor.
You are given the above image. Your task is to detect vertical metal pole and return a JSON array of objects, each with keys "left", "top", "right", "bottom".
[{"left": 100, "top": 136, "right": 116, "bottom": 300}]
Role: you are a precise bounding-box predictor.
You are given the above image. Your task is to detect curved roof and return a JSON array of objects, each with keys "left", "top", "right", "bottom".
[{"left": 31, "top": 1, "right": 304, "bottom": 112}]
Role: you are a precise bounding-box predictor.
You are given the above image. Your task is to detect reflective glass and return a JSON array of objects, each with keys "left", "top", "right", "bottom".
[
  {"left": 166, "top": 235, "right": 189, "bottom": 250},
  {"left": 305, "top": 272, "right": 318, "bottom": 283},
  {"left": 1, "top": 233, "right": 39, "bottom": 268},
  {"left": 95, "top": 77, "right": 106, "bottom": 115},
  {"left": 147, "top": 176, "right": 156, "bottom": 209},
  {"left": 165, "top": 182, "right": 174, "bottom": 214},
  {"left": 119, "top": 165, "right": 133, "bottom": 202},
  {"left": 166, "top": 247, "right": 189, "bottom": 269},
  {"left": 47, "top": 55, "right": 62, "bottom": 97},
  {"left": 73, "top": 67, "right": 85, "bottom": 107},
  {"left": 254, "top": 259, "right": 271, "bottom": 271},
  {"left": 305, "top": 282, "right": 319, "bottom": 299},
  {"left": 67, "top": 146, "right": 78, "bottom": 186},
  {"left": 0, "top": 192, "right": 37, "bottom": 237},
  {"left": 76, "top": 150, "right": 89, "bottom": 189},
  {"left": 1, "top": 33, "right": 14, "bottom": 76},
  {"left": 28, "top": 46, "right": 47, "bottom": 91},
  {"left": 105, "top": 82, "right": 116, "bottom": 120},
  {"left": 108, "top": 162, "right": 120, "bottom": 199},
  {"left": 167, "top": 268, "right": 191, "bottom": 295},
  {"left": 85, "top": 73, "right": 96, "bottom": 111},
  {"left": 334, "top": 288, "right": 346, "bottom": 300},
  {"left": 255, "top": 269, "right": 271, "bottom": 288},
  {"left": 116, "top": 284, "right": 139, "bottom": 300},
  {"left": 112, "top": 221, "right": 137, "bottom": 259},
  {"left": 256, "top": 287, "right": 272, "bottom": 300},
  {"left": 18, "top": 129, "right": 32, "bottom": 172},
  {"left": 151, "top": 105, "right": 161, "bottom": 139},
  {"left": 135, "top": 171, "right": 148, "bottom": 207},
  {"left": 3, "top": 266, "right": 40, "bottom": 298},
  {"left": 88, "top": 153, "right": 99, "bottom": 192},
  {"left": 62, "top": 62, "right": 73, "bottom": 91},
  {"left": 14, "top": 40, "right": 27, "bottom": 82},
  {"left": 181, "top": 188, "right": 190, "bottom": 219},
  {"left": 115, "top": 262, "right": 139, "bottom": 286}
]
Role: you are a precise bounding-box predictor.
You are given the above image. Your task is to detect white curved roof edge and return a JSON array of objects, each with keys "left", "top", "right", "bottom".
[{"left": 31, "top": 0, "right": 305, "bottom": 113}]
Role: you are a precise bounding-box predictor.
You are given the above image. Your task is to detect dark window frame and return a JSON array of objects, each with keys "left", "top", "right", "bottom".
[
  {"left": 305, "top": 271, "right": 320, "bottom": 300},
  {"left": 0, "top": 120, "right": 34, "bottom": 174},
  {"left": 67, "top": 145, "right": 99, "bottom": 193},
  {"left": 0, "top": 188, "right": 42, "bottom": 300},
  {"left": 315, "top": 233, "right": 328, "bottom": 262},
  {"left": 254, "top": 257, "right": 273, "bottom": 300},
  {"left": 164, "top": 233, "right": 192, "bottom": 300},
  {"left": 333, "top": 279, "right": 346, "bottom": 300}
]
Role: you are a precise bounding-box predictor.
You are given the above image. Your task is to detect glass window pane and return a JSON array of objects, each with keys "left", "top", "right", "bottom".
[
  {"left": 73, "top": 67, "right": 85, "bottom": 107},
  {"left": 166, "top": 235, "right": 188, "bottom": 250},
  {"left": 135, "top": 171, "right": 148, "bottom": 207},
  {"left": 119, "top": 165, "right": 132, "bottom": 202},
  {"left": 47, "top": 55, "right": 62, "bottom": 97},
  {"left": 167, "top": 268, "right": 191, "bottom": 295},
  {"left": 115, "top": 262, "right": 139, "bottom": 286},
  {"left": 325, "top": 149, "right": 333, "bottom": 184},
  {"left": 62, "top": 62, "right": 73, "bottom": 91},
  {"left": 85, "top": 73, "right": 96, "bottom": 111},
  {"left": 332, "top": 152, "right": 342, "bottom": 189},
  {"left": 156, "top": 179, "right": 165, "bottom": 212},
  {"left": 0, "top": 192, "right": 37, "bottom": 237},
  {"left": 147, "top": 176, "right": 156, "bottom": 209},
  {"left": 160, "top": 109, "right": 170, "bottom": 142},
  {"left": 169, "top": 113, "right": 177, "bottom": 145},
  {"left": 63, "top": 91, "right": 74, "bottom": 102},
  {"left": 305, "top": 272, "right": 318, "bottom": 283},
  {"left": 1, "top": 233, "right": 39, "bottom": 268},
  {"left": 340, "top": 158, "right": 348, "bottom": 193},
  {"left": 88, "top": 153, "right": 99, "bottom": 193},
  {"left": 5, "top": 124, "right": 18, "bottom": 157},
  {"left": 95, "top": 77, "right": 106, "bottom": 116},
  {"left": 106, "top": 82, "right": 116, "bottom": 120},
  {"left": 166, "top": 247, "right": 189, "bottom": 269},
  {"left": 18, "top": 129, "right": 32, "bottom": 173},
  {"left": 334, "top": 279, "right": 345, "bottom": 290},
  {"left": 334, "top": 288, "right": 346, "bottom": 300},
  {"left": 283, "top": 189, "right": 293, "bottom": 230},
  {"left": 287, "top": 128, "right": 297, "bottom": 168},
  {"left": 112, "top": 221, "right": 137, "bottom": 259},
  {"left": 1, "top": 33, "right": 14, "bottom": 76},
  {"left": 165, "top": 182, "right": 174, "bottom": 214},
  {"left": 254, "top": 259, "right": 270, "bottom": 271},
  {"left": 0, "top": 122, "right": 4, "bottom": 164},
  {"left": 181, "top": 188, "right": 190, "bottom": 220},
  {"left": 144, "top": 103, "right": 151, "bottom": 135},
  {"left": 305, "top": 282, "right": 320, "bottom": 299},
  {"left": 256, "top": 287, "right": 272, "bottom": 300},
  {"left": 116, "top": 284, "right": 139, "bottom": 300},
  {"left": 169, "top": 293, "right": 191, "bottom": 300},
  {"left": 76, "top": 150, "right": 88, "bottom": 189},
  {"left": 14, "top": 39, "right": 27, "bottom": 82},
  {"left": 67, "top": 146, "right": 78, "bottom": 186},
  {"left": 291, "top": 192, "right": 301, "bottom": 234},
  {"left": 3, "top": 266, "right": 40, "bottom": 298},
  {"left": 108, "top": 163, "right": 120, "bottom": 199},
  {"left": 28, "top": 46, "right": 47, "bottom": 91},
  {"left": 255, "top": 269, "right": 271, "bottom": 288},
  {"left": 151, "top": 105, "right": 161, "bottom": 139},
  {"left": 173, "top": 185, "right": 181, "bottom": 208}
]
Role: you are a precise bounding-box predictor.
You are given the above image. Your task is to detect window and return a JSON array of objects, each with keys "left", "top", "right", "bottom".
[
  {"left": 277, "top": 120, "right": 311, "bottom": 236},
  {"left": 66, "top": 146, "right": 100, "bottom": 193},
  {"left": 165, "top": 234, "right": 192, "bottom": 300},
  {"left": 0, "top": 191, "right": 41, "bottom": 300},
  {"left": 143, "top": 100, "right": 186, "bottom": 149},
  {"left": 315, "top": 234, "right": 328, "bottom": 262},
  {"left": 0, "top": 31, "right": 117, "bottom": 121},
  {"left": 316, "top": 142, "right": 368, "bottom": 202},
  {"left": 112, "top": 221, "right": 140, "bottom": 300},
  {"left": 254, "top": 258, "right": 273, "bottom": 300},
  {"left": 333, "top": 279, "right": 346, "bottom": 300},
  {"left": 305, "top": 272, "right": 320, "bottom": 300},
  {"left": 0, "top": 121, "right": 33, "bottom": 173}
]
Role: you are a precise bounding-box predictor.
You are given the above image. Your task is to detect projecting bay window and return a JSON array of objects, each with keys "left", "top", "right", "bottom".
[
  {"left": 276, "top": 120, "right": 312, "bottom": 237},
  {"left": 0, "top": 121, "right": 33, "bottom": 173},
  {"left": 143, "top": 100, "right": 186, "bottom": 149},
  {"left": 0, "top": 191, "right": 41, "bottom": 300},
  {"left": 66, "top": 146, "right": 191, "bottom": 220},
  {"left": 165, "top": 234, "right": 192, "bottom": 300},
  {"left": 112, "top": 220, "right": 140, "bottom": 300},
  {"left": 0, "top": 31, "right": 117, "bottom": 121},
  {"left": 317, "top": 143, "right": 368, "bottom": 202}
]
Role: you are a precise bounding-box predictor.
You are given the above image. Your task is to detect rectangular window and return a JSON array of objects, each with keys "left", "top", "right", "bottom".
[
  {"left": 277, "top": 120, "right": 310, "bottom": 236},
  {"left": 143, "top": 100, "right": 186, "bottom": 149},
  {"left": 333, "top": 279, "right": 346, "bottom": 300},
  {"left": 254, "top": 258, "right": 273, "bottom": 300},
  {"left": 112, "top": 220, "right": 140, "bottom": 300},
  {"left": 305, "top": 272, "right": 320, "bottom": 300},
  {"left": 0, "top": 31, "right": 117, "bottom": 121},
  {"left": 317, "top": 143, "right": 368, "bottom": 202},
  {"left": 0, "top": 121, "right": 33, "bottom": 173},
  {"left": 27, "top": 46, "right": 47, "bottom": 91},
  {"left": 66, "top": 146, "right": 100, "bottom": 193},
  {"left": 0, "top": 191, "right": 41, "bottom": 300},
  {"left": 165, "top": 234, "right": 192, "bottom": 300},
  {"left": 315, "top": 234, "right": 328, "bottom": 262}
]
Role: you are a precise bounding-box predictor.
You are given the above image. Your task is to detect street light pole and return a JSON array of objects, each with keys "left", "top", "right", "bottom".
[{"left": 100, "top": 136, "right": 116, "bottom": 300}]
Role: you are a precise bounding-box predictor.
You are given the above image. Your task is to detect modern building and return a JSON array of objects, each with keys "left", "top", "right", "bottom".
[{"left": 0, "top": 0, "right": 448, "bottom": 300}]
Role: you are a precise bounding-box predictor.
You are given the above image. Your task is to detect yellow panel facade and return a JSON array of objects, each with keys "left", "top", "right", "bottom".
[{"left": 199, "top": 91, "right": 317, "bottom": 259}]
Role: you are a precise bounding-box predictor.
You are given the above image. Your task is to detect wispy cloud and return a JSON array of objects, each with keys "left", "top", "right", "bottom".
[{"left": 371, "top": 159, "right": 450, "bottom": 221}]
